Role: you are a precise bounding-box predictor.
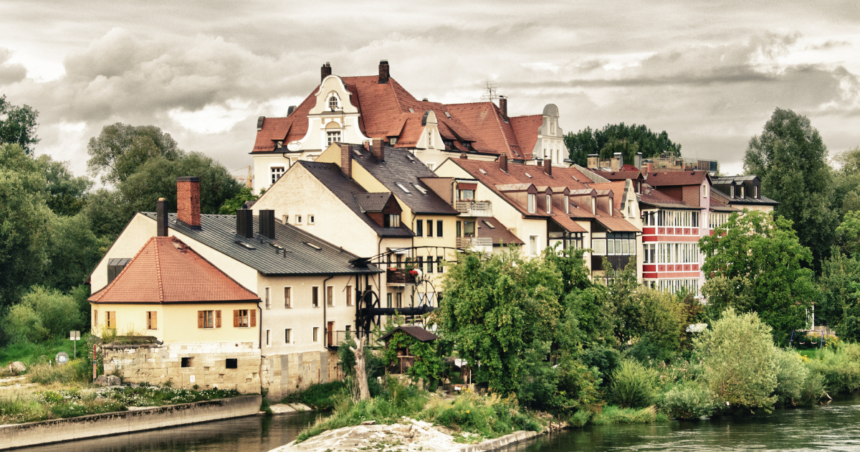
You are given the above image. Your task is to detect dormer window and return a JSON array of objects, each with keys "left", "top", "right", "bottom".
[
  {"left": 384, "top": 214, "right": 400, "bottom": 228},
  {"left": 740, "top": 186, "right": 745, "bottom": 198},
  {"left": 328, "top": 95, "right": 339, "bottom": 111},
  {"left": 564, "top": 195, "right": 570, "bottom": 214},
  {"left": 327, "top": 131, "right": 341, "bottom": 146},
  {"left": 528, "top": 194, "right": 536, "bottom": 213},
  {"left": 730, "top": 186, "right": 735, "bottom": 198},
  {"left": 702, "top": 184, "right": 708, "bottom": 198},
  {"left": 755, "top": 185, "right": 759, "bottom": 199},
  {"left": 546, "top": 194, "right": 552, "bottom": 214},
  {"left": 390, "top": 137, "right": 398, "bottom": 145}
]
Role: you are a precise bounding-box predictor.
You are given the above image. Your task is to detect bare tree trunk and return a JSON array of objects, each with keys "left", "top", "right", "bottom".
[{"left": 350, "top": 336, "right": 371, "bottom": 401}]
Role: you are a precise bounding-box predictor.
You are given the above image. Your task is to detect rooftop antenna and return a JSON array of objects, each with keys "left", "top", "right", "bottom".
[{"left": 481, "top": 81, "right": 498, "bottom": 103}]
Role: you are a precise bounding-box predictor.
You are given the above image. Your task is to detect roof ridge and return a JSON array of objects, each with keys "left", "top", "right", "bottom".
[
  {"left": 155, "top": 237, "right": 165, "bottom": 302},
  {"left": 91, "top": 236, "right": 158, "bottom": 302},
  {"left": 489, "top": 102, "right": 513, "bottom": 153}
]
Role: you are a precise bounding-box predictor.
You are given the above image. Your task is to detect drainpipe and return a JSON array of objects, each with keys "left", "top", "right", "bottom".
[
  {"left": 256, "top": 300, "right": 263, "bottom": 350},
  {"left": 322, "top": 274, "right": 334, "bottom": 348}
]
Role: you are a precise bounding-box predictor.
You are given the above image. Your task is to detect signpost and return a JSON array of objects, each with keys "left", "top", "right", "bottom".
[{"left": 70, "top": 330, "right": 80, "bottom": 359}]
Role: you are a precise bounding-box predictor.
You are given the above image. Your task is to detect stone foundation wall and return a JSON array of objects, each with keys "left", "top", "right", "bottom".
[
  {"left": 262, "top": 350, "right": 345, "bottom": 400},
  {"left": 103, "top": 342, "right": 261, "bottom": 394}
]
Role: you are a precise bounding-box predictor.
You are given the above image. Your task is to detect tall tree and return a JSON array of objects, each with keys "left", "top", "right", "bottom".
[
  {"left": 564, "top": 123, "right": 681, "bottom": 167},
  {"left": 37, "top": 155, "right": 93, "bottom": 216},
  {"left": 744, "top": 108, "right": 838, "bottom": 271},
  {"left": 0, "top": 95, "right": 40, "bottom": 155},
  {"left": 699, "top": 210, "right": 817, "bottom": 343},
  {"left": 832, "top": 147, "right": 860, "bottom": 216},
  {"left": 87, "top": 123, "right": 182, "bottom": 184},
  {"left": 817, "top": 249, "right": 860, "bottom": 340}
]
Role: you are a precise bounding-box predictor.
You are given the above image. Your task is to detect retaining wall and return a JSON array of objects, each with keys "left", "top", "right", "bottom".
[{"left": 0, "top": 395, "right": 261, "bottom": 450}]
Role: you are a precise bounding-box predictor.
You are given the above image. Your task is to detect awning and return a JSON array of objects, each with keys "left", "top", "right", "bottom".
[{"left": 458, "top": 183, "right": 477, "bottom": 190}]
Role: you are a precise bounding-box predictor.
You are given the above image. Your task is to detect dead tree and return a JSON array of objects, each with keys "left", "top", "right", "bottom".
[{"left": 350, "top": 335, "right": 371, "bottom": 401}]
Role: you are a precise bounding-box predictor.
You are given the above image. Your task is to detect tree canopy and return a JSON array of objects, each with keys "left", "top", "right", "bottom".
[
  {"left": 743, "top": 108, "right": 838, "bottom": 271},
  {"left": 565, "top": 123, "right": 682, "bottom": 167},
  {"left": 87, "top": 123, "right": 182, "bottom": 184},
  {"left": 0, "top": 95, "right": 39, "bottom": 155}
]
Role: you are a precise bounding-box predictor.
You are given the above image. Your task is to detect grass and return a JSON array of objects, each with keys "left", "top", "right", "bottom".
[
  {"left": 283, "top": 381, "right": 348, "bottom": 411},
  {"left": 26, "top": 359, "right": 91, "bottom": 385},
  {"left": 0, "top": 337, "right": 78, "bottom": 367}
]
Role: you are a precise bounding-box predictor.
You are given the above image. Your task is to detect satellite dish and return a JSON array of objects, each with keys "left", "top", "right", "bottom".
[{"left": 286, "top": 141, "right": 302, "bottom": 152}]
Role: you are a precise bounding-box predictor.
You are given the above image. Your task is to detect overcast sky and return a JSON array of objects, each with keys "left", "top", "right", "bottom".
[{"left": 2, "top": 0, "right": 859, "bottom": 179}]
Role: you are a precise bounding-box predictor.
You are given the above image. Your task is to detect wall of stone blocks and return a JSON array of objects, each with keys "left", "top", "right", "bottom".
[
  {"left": 103, "top": 342, "right": 262, "bottom": 395},
  {"left": 261, "top": 350, "right": 345, "bottom": 400}
]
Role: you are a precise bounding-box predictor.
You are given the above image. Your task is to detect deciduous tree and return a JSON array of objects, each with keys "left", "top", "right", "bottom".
[
  {"left": 0, "top": 95, "right": 39, "bottom": 154},
  {"left": 87, "top": 123, "right": 182, "bottom": 184}
]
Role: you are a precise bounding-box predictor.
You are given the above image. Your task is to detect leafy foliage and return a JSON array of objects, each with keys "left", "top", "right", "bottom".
[
  {"left": 219, "top": 186, "right": 260, "bottom": 214},
  {"left": 383, "top": 331, "right": 447, "bottom": 387},
  {"left": 3, "top": 286, "right": 84, "bottom": 343},
  {"left": 86, "top": 123, "right": 182, "bottom": 184},
  {"left": 610, "top": 360, "right": 657, "bottom": 408},
  {"left": 835, "top": 210, "right": 860, "bottom": 258},
  {"left": 564, "top": 123, "right": 681, "bottom": 166},
  {"left": 659, "top": 381, "right": 715, "bottom": 419},
  {"left": 817, "top": 249, "right": 860, "bottom": 340},
  {"left": 0, "top": 95, "right": 39, "bottom": 154}
]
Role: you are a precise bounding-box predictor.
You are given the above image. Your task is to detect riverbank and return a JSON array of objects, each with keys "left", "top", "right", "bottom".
[{"left": 0, "top": 394, "right": 261, "bottom": 450}]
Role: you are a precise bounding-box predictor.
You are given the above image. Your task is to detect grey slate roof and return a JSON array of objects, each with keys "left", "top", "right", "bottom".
[
  {"left": 379, "top": 325, "right": 439, "bottom": 343},
  {"left": 712, "top": 176, "right": 758, "bottom": 184},
  {"left": 352, "top": 146, "right": 459, "bottom": 215},
  {"left": 711, "top": 188, "right": 779, "bottom": 206},
  {"left": 354, "top": 193, "right": 393, "bottom": 212},
  {"left": 299, "top": 161, "right": 414, "bottom": 238},
  {"left": 140, "top": 212, "right": 382, "bottom": 276}
]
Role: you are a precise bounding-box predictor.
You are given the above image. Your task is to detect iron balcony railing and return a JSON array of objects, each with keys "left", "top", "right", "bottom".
[
  {"left": 386, "top": 268, "right": 418, "bottom": 286},
  {"left": 456, "top": 236, "right": 494, "bottom": 249},
  {"left": 327, "top": 330, "right": 354, "bottom": 349},
  {"left": 454, "top": 201, "right": 492, "bottom": 217}
]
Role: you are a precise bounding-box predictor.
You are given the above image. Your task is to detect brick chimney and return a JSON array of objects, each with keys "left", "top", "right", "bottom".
[
  {"left": 378, "top": 60, "right": 390, "bottom": 84},
  {"left": 371, "top": 139, "right": 384, "bottom": 162},
  {"left": 341, "top": 144, "right": 352, "bottom": 178},
  {"left": 499, "top": 95, "right": 507, "bottom": 117},
  {"left": 544, "top": 157, "right": 552, "bottom": 176},
  {"left": 156, "top": 197, "right": 168, "bottom": 237},
  {"left": 499, "top": 154, "right": 508, "bottom": 172},
  {"left": 587, "top": 154, "right": 599, "bottom": 169},
  {"left": 321, "top": 62, "right": 331, "bottom": 81},
  {"left": 176, "top": 176, "right": 201, "bottom": 229}
]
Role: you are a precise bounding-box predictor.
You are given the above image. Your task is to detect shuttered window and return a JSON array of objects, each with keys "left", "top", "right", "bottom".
[
  {"left": 231, "top": 310, "right": 254, "bottom": 328},
  {"left": 216, "top": 310, "right": 221, "bottom": 328},
  {"left": 285, "top": 287, "right": 292, "bottom": 308},
  {"left": 106, "top": 311, "right": 116, "bottom": 329},
  {"left": 147, "top": 311, "right": 157, "bottom": 330}
]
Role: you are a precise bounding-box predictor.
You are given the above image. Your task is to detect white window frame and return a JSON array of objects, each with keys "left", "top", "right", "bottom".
[
  {"left": 328, "top": 94, "right": 339, "bottom": 111},
  {"left": 312, "top": 286, "right": 320, "bottom": 308},
  {"left": 284, "top": 287, "right": 292, "bottom": 309},
  {"left": 529, "top": 235, "right": 539, "bottom": 257},
  {"left": 327, "top": 130, "right": 341, "bottom": 146},
  {"left": 528, "top": 194, "right": 536, "bottom": 213},
  {"left": 296, "top": 215, "right": 302, "bottom": 224},
  {"left": 546, "top": 194, "right": 552, "bottom": 214},
  {"left": 326, "top": 285, "right": 334, "bottom": 307},
  {"left": 270, "top": 166, "right": 286, "bottom": 185}
]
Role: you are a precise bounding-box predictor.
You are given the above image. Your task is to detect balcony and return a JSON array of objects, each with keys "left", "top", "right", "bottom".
[
  {"left": 387, "top": 268, "right": 418, "bottom": 286},
  {"left": 455, "top": 201, "right": 492, "bottom": 217},
  {"left": 591, "top": 254, "right": 633, "bottom": 272},
  {"left": 457, "top": 236, "right": 493, "bottom": 250},
  {"left": 327, "top": 330, "right": 354, "bottom": 349}
]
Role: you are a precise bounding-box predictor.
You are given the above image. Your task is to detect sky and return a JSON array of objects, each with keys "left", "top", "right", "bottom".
[{"left": 1, "top": 0, "right": 859, "bottom": 180}]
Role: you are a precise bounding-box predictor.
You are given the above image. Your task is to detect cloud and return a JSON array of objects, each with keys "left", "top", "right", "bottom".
[{"left": 0, "top": 48, "right": 26, "bottom": 85}]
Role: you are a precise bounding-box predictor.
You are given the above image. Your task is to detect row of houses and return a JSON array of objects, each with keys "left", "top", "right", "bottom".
[{"left": 86, "top": 61, "right": 775, "bottom": 397}]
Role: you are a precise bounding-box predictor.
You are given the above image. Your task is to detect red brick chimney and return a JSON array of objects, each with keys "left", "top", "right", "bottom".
[
  {"left": 544, "top": 158, "right": 552, "bottom": 176},
  {"left": 177, "top": 176, "right": 201, "bottom": 228},
  {"left": 341, "top": 144, "right": 352, "bottom": 179},
  {"left": 321, "top": 62, "right": 331, "bottom": 81},
  {"left": 372, "top": 139, "right": 384, "bottom": 162},
  {"left": 499, "top": 95, "right": 507, "bottom": 117},
  {"left": 378, "top": 60, "right": 390, "bottom": 84},
  {"left": 499, "top": 154, "right": 508, "bottom": 172}
]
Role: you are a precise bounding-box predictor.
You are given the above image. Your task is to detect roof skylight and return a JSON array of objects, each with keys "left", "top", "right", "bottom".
[
  {"left": 412, "top": 184, "right": 428, "bottom": 195},
  {"left": 482, "top": 220, "right": 495, "bottom": 229},
  {"left": 479, "top": 169, "right": 487, "bottom": 175},
  {"left": 525, "top": 172, "right": 532, "bottom": 178},
  {"left": 444, "top": 111, "right": 451, "bottom": 118},
  {"left": 396, "top": 182, "right": 411, "bottom": 194},
  {"left": 304, "top": 242, "right": 322, "bottom": 250},
  {"left": 235, "top": 241, "right": 256, "bottom": 250}
]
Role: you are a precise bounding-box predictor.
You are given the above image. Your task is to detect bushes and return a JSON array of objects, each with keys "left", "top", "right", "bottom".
[
  {"left": 591, "top": 405, "right": 666, "bottom": 425},
  {"left": 659, "top": 382, "right": 714, "bottom": 419},
  {"left": 610, "top": 360, "right": 657, "bottom": 408},
  {"left": 580, "top": 346, "right": 620, "bottom": 383},
  {"left": 773, "top": 349, "right": 809, "bottom": 405},
  {"left": 27, "top": 360, "right": 90, "bottom": 385},
  {"left": 421, "top": 393, "right": 542, "bottom": 439},
  {"left": 805, "top": 344, "right": 860, "bottom": 394},
  {"left": 3, "top": 286, "right": 83, "bottom": 344},
  {"left": 283, "top": 381, "right": 348, "bottom": 411}
]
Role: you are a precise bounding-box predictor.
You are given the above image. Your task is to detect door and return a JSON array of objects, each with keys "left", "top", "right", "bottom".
[{"left": 327, "top": 321, "right": 334, "bottom": 347}]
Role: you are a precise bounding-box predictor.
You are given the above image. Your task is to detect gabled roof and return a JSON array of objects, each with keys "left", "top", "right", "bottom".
[
  {"left": 710, "top": 198, "right": 740, "bottom": 212},
  {"left": 354, "top": 193, "right": 395, "bottom": 213},
  {"left": 139, "top": 213, "right": 382, "bottom": 276},
  {"left": 89, "top": 236, "right": 260, "bottom": 304},
  {"left": 509, "top": 115, "right": 543, "bottom": 159},
  {"left": 552, "top": 215, "right": 588, "bottom": 233},
  {"left": 592, "top": 170, "right": 643, "bottom": 181},
  {"left": 638, "top": 185, "right": 698, "bottom": 209},
  {"left": 477, "top": 217, "right": 524, "bottom": 246},
  {"left": 712, "top": 175, "right": 759, "bottom": 184},
  {"left": 645, "top": 171, "right": 710, "bottom": 187},
  {"left": 351, "top": 146, "right": 459, "bottom": 215},
  {"left": 589, "top": 181, "right": 628, "bottom": 211},
  {"left": 298, "top": 161, "right": 414, "bottom": 238}
]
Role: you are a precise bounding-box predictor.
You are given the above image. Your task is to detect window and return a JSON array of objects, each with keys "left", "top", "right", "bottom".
[
  {"left": 529, "top": 235, "right": 538, "bottom": 257},
  {"left": 426, "top": 162, "right": 436, "bottom": 170},
  {"left": 740, "top": 186, "right": 745, "bottom": 198},
  {"left": 427, "top": 220, "right": 433, "bottom": 237},
  {"left": 265, "top": 287, "right": 271, "bottom": 309},
  {"left": 456, "top": 221, "right": 461, "bottom": 237},
  {"left": 283, "top": 215, "right": 289, "bottom": 224},
  {"left": 528, "top": 194, "right": 536, "bottom": 213},
  {"left": 328, "top": 95, "right": 339, "bottom": 110},
  {"left": 384, "top": 214, "right": 400, "bottom": 228},
  {"left": 546, "top": 194, "right": 552, "bottom": 214},
  {"left": 271, "top": 166, "right": 285, "bottom": 185},
  {"left": 312, "top": 287, "right": 320, "bottom": 307},
  {"left": 396, "top": 182, "right": 411, "bottom": 194},
  {"left": 417, "top": 256, "right": 424, "bottom": 272},
  {"left": 346, "top": 285, "right": 353, "bottom": 306},
  {"left": 428, "top": 132, "right": 434, "bottom": 148},
  {"left": 415, "top": 220, "right": 423, "bottom": 236},
  {"left": 550, "top": 120, "right": 556, "bottom": 135},
  {"left": 181, "top": 357, "right": 193, "bottom": 368},
  {"left": 387, "top": 293, "right": 393, "bottom": 308},
  {"left": 285, "top": 287, "right": 292, "bottom": 308},
  {"left": 437, "top": 256, "right": 443, "bottom": 273},
  {"left": 565, "top": 195, "right": 570, "bottom": 214},
  {"left": 730, "top": 186, "right": 735, "bottom": 198},
  {"left": 396, "top": 292, "right": 402, "bottom": 308},
  {"left": 266, "top": 329, "right": 271, "bottom": 346},
  {"left": 755, "top": 185, "right": 759, "bottom": 198},
  {"left": 296, "top": 215, "right": 302, "bottom": 224},
  {"left": 459, "top": 189, "right": 475, "bottom": 201},
  {"left": 313, "top": 327, "right": 319, "bottom": 342},
  {"left": 437, "top": 220, "right": 443, "bottom": 237},
  {"left": 285, "top": 329, "right": 292, "bottom": 344},
  {"left": 226, "top": 358, "right": 238, "bottom": 369},
  {"left": 390, "top": 137, "right": 398, "bottom": 145},
  {"left": 644, "top": 244, "right": 656, "bottom": 264},
  {"left": 233, "top": 309, "right": 254, "bottom": 327},
  {"left": 702, "top": 184, "right": 708, "bottom": 198},
  {"left": 106, "top": 311, "right": 116, "bottom": 329},
  {"left": 426, "top": 255, "right": 434, "bottom": 273},
  {"left": 93, "top": 310, "right": 98, "bottom": 328},
  {"left": 147, "top": 311, "right": 157, "bottom": 330},
  {"left": 464, "top": 221, "right": 475, "bottom": 237},
  {"left": 309, "top": 215, "right": 315, "bottom": 225},
  {"left": 327, "top": 286, "right": 334, "bottom": 307},
  {"left": 327, "top": 131, "right": 341, "bottom": 145}
]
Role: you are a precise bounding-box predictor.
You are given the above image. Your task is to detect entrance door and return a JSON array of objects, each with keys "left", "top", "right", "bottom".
[{"left": 327, "top": 321, "right": 334, "bottom": 347}]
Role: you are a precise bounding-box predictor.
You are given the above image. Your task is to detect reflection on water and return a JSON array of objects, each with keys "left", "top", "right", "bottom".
[
  {"left": 501, "top": 399, "right": 860, "bottom": 452},
  {"left": 17, "top": 412, "right": 318, "bottom": 452},
  {"left": 18, "top": 399, "right": 860, "bottom": 452}
]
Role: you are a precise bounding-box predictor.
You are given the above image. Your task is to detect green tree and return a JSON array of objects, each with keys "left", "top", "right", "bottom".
[
  {"left": 835, "top": 210, "right": 860, "bottom": 258},
  {"left": 831, "top": 147, "right": 860, "bottom": 216},
  {"left": 80, "top": 188, "right": 132, "bottom": 240},
  {"left": 0, "top": 95, "right": 40, "bottom": 154},
  {"left": 564, "top": 123, "right": 681, "bottom": 167},
  {"left": 87, "top": 123, "right": 182, "bottom": 184},
  {"left": 743, "top": 108, "right": 838, "bottom": 271},
  {"left": 817, "top": 249, "right": 860, "bottom": 341},
  {"left": 37, "top": 155, "right": 93, "bottom": 216},
  {"left": 45, "top": 213, "right": 110, "bottom": 292},
  {"left": 3, "top": 286, "right": 83, "bottom": 343},
  {"left": 438, "top": 248, "right": 562, "bottom": 396},
  {"left": 219, "top": 186, "right": 260, "bottom": 214},
  {"left": 699, "top": 210, "right": 817, "bottom": 343},
  {"left": 605, "top": 260, "right": 642, "bottom": 344}
]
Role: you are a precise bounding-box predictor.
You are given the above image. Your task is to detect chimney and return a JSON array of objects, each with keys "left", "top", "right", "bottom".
[
  {"left": 176, "top": 176, "right": 201, "bottom": 229},
  {"left": 499, "top": 95, "right": 507, "bottom": 117},
  {"left": 587, "top": 154, "right": 599, "bottom": 169},
  {"left": 321, "top": 62, "right": 331, "bottom": 81},
  {"left": 645, "top": 162, "right": 653, "bottom": 175},
  {"left": 341, "top": 144, "right": 352, "bottom": 179},
  {"left": 256, "top": 116, "right": 265, "bottom": 131},
  {"left": 236, "top": 209, "right": 254, "bottom": 239},
  {"left": 499, "top": 154, "right": 508, "bottom": 172},
  {"left": 378, "top": 60, "right": 390, "bottom": 84},
  {"left": 371, "top": 138, "right": 384, "bottom": 162},
  {"left": 544, "top": 157, "right": 552, "bottom": 176},
  {"left": 259, "top": 210, "right": 276, "bottom": 240},
  {"left": 611, "top": 152, "right": 623, "bottom": 172},
  {"left": 460, "top": 153, "right": 468, "bottom": 159},
  {"left": 634, "top": 151, "right": 643, "bottom": 170},
  {"left": 156, "top": 197, "right": 168, "bottom": 237}
]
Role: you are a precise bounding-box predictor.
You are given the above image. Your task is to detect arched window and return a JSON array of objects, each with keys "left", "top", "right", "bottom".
[{"left": 328, "top": 95, "right": 339, "bottom": 111}]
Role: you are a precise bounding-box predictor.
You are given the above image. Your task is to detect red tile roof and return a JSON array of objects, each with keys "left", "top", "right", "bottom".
[
  {"left": 509, "top": 115, "right": 543, "bottom": 159},
  {"left": 592, "top": 170, "right": 642, "bottom": 181},
  {"left": 588, "top": 181, "right": 627, "bottom": 211},
  {"left": 639, "top": 184, "right": 695, "bottom": 208},
  {"left": 645, "top": 171, "right": 710, "bottom": 187},
  {"left": 89, "top": 237, "right": 260, "bottom": 304}
]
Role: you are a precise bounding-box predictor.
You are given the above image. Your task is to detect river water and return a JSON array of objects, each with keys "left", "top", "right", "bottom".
[{"left": 17, "top": 399, "right": 860, "bottom": 451}]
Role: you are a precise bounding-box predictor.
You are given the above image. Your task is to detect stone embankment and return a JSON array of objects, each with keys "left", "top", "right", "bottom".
[{"left": 270, "top": 418, "right": 542, "bottom": 452}]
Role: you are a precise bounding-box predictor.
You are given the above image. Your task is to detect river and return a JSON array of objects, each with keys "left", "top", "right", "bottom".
[{"left": 16, "top": 399, "right": 860, "bottom": 451}]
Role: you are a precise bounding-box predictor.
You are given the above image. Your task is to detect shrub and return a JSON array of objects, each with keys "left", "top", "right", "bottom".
[
  {"left": 591, "top": 405, "right": 666, "bottom": 425},
  {"left": 805, "top": 345, "right": 860, "bottom": 394},
  {"left": 773, "top": 350, "right": 809, "bottom": 405},
  {"left": 580, "top": 346, "right": 621, "bottom": 383},
  {"left": 27, "top": 360, "right": 89, "bottom": 385},
  {"left": 610, "top": 360, "right": 657, "bottom": 408},
  {"left": 659, "top": 381, "right": 714, "bottom": 419},
  {"left": 695, "top": 308, "right": 778, "bottom": 412},
  {"left": 3, "top": 286, "right": 83, "bottom": 343},
  {"left": 284, "top": 381, "right": 348, "bottom": 411}
]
